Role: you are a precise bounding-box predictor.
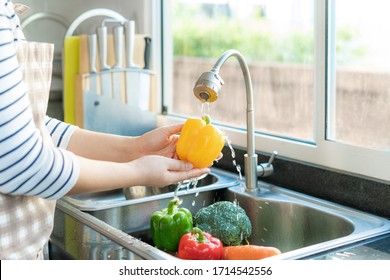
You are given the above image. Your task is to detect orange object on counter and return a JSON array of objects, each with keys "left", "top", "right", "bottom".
[
  {"left": 176, "top": 117, "right": 225, "bottom": 168},
  {"left": 222, "top": 245, "right": 282, "bottom": 260}
]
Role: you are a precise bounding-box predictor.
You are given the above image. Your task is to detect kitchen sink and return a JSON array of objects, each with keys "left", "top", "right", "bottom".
[
  {"left": 51, "top": 169, "right": 390, "bottom": 260},
  {"left": 222, "top": 184, "right": 390, "bottom": 259},
  {"left": 51, "top": 171, "right": 238, "bottom": 259}
]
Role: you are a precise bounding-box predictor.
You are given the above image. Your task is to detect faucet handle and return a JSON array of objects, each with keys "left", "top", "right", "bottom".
[
  {"left": 257, "top": 151, "right": 278, "bottom": 177},
  {"left": 267, "top": 150, "right": 278, "bottom": 166}
]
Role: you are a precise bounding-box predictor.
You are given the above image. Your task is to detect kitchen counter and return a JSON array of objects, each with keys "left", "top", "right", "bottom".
[
  {"left": 306, "top": 233, "right": 390, "bottom": 260},
  {"left": 50, "top": 233, "right": 390, "bottom": 260}
]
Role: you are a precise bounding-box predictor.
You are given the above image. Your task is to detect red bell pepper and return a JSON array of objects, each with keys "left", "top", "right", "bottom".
[{"left": 178, "top": 227, "right": 223, "bottom": 260}]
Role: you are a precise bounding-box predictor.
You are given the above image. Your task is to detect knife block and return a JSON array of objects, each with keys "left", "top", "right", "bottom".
[
  {"left": 81, "top": 69, "right": 156, "bottom": 136},
  {"left": 70, "top": 33, "right": 156, "bottom": 129}
]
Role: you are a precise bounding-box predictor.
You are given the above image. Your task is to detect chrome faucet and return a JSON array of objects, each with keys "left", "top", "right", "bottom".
[{"left": 193, "top": 49, "right": 277, "bottom": 191}]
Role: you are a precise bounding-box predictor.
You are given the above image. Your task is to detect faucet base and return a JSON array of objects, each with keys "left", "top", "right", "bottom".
[{"left": 244, "top": 153, "right": 258, "bottom": 191}]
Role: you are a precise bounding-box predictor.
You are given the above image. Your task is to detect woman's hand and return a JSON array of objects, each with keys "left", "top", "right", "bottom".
[
  {"left": 127, "top": 155, "right": 210, "bottom": 187},
  {"left": 69, "top": 155, "right": 210, "bottom": 195},
  {"left": 133, "top": 124, "right": 223, "bottom": 163},
  {"left": 133, "top": 124, "right": 183, "bottom": 159}
]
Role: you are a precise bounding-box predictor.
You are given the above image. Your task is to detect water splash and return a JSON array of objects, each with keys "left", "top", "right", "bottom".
[
  {"left": 173, "top": 176, "right": 201, "bottom": 199},
  {"left": 225, "top": 136, "right": 243, "bottom": 185},
  {"left": 173, "top": 182, "right": 182, "bottom": 199}
]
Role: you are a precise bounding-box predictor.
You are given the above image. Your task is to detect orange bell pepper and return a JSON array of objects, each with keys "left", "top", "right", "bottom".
[{"left": 176, "top": 117, "right": 225, "bottom": 168}]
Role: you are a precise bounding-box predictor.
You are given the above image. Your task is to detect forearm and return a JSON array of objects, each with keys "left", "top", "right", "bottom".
[
  {"left": 66, "top": 128, "right": 141, "bottom": 162},
  {"left": 66, "top": 156, "right": 142, "bottom": 195},
  {"left": 67, "top": 155, "right": 210, "bottom": 195}
]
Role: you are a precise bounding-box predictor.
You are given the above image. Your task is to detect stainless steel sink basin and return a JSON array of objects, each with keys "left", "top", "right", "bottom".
[
  {"left": 51, "top": 171, "right": 239, "bottom": 259},
  {"left": 51, "top": 169, "right": 390, "bottom": 260},
  {"left": 222, "top": 183, "right": 390, "bottom": 259}
]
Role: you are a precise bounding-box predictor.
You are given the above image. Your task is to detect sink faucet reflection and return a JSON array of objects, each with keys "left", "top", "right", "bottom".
[{"left": 193, "top": 49, "right": 277, "bottom": 191}]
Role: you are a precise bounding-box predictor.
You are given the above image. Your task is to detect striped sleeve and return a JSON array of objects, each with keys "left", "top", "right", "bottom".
[
  {"left": 45, "top": 116, "right": 77, "bottom": 149},
  {"left": 0, "top": 3, "right": 80, "bottom": 200}
]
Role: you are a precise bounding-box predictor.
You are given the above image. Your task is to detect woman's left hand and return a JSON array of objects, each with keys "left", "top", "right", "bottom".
[{"left": 134, "top": 124, "right": 183, "bottom": 159}]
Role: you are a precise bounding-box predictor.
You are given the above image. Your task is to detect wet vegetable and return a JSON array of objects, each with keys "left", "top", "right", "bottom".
[
  {"left": 194, "top": 201, "right": 252, "bottom": 246},
  {"left": 176, "top": 117, "right": 224, "bottom": 168},
  {"left": 178, "top": 227, "right": 223, "bottom": 260},
  {"left": 150, "top": 198, "right": 193, "bottom": 252}
]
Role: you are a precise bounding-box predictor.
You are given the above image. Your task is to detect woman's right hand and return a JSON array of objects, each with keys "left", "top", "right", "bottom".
[
  {"left": 68, "top": 155, "right": 210, "bottom": 195},
  {"left": 127, "top": 155, "right": 210, "bottom": 188}
]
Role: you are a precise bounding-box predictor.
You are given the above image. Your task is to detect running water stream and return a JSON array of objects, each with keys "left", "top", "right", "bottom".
[
  {"left": 173, "top": 101, "right": 244, "bottom": 201},
  {"left": 202, "top": 101, "right": 243, "bottom": 184}
]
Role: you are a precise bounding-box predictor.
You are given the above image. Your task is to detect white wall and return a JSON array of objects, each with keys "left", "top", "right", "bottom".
[{"left": 19, "top": 0, "right": 153, "bottom": 53}]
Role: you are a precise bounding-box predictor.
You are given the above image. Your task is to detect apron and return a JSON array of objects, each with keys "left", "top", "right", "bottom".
[{"left": 0, "top": 42, "right": 56, "bottom": 259}]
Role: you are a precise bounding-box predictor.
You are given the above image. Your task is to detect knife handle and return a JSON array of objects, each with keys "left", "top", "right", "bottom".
[
  {"left": 88, "top": 34, "right": 97, "bottom": 73},
  {"left": 124, "top": 20, "right": 138, "bottom": 68},
  {"left": 113, "top": 25, "right": 124, "bottom": 69},
  {"left": 143, "top": 36, "right": 152, "bottom": 70},
  {"left": 97, "top": 26, "right": 110, "bottom": 70}
]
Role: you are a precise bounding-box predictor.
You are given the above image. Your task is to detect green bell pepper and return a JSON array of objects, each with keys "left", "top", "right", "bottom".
[{"left": 150, "top": 198, "right": 193, "bottom": 252}]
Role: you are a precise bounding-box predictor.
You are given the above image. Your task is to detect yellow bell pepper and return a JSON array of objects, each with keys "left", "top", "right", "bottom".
[{"left": 176, "top": 117, "right": 225, "bottom": 168}]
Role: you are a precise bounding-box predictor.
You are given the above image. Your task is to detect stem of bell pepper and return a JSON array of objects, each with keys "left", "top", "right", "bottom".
[
  {"left": 201, "top": 114, "right": 211, "bottom": 125},
  {"left": 167, "top": 198, "right": 182, "bottom": 215},
  {"left": 192, "top": 227, "right": 209, "bottom": 243}
]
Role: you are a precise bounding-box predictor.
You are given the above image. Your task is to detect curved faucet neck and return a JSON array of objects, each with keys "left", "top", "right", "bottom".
[
  {"left": 211, "top": 50, "right": 258, "bottom": 190},
  {"left": 211, "top": 50, "right": 255, "bottom": 157}
]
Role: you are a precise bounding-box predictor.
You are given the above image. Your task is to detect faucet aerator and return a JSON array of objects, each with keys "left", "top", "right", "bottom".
[{"left": 199, "top": 92, "right": 210, "bottom": 102}]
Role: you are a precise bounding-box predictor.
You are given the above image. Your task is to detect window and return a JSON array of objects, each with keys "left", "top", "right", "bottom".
[
  {"left": 161, "top": 0, "right": 390, "bottom": 182},
  {"left": 327, "top": 0, "right": 390, "bottom": 150},
  {"left": 168, "top": 0, "right": 315, "bottom": 142}
]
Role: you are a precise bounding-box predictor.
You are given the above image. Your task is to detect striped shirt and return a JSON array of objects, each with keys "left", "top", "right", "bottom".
[
  {"left": 1, "top": 0, "right": 80, "bottom": 259},
  {"left": 0, "top": 0, "right": 79, "bottom": 199}
]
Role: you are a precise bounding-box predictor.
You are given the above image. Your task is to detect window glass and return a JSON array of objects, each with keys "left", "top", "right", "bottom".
[
  {"left": 170, "top": 0, "right": 315, "bottom": 141},
  {"left": 328, "top": 0, "right": 390, "bottom": 150}
]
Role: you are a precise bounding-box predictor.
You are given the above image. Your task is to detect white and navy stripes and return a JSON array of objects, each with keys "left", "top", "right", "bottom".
[
  {"left": 45, "top": 116, "right": 75, "bottom": 149},
  {"left": 0, "top": 0, "right": 79, "bottom": 200},
  {"left": 0, "top": 0, "right": 24, "bottom": 41}
]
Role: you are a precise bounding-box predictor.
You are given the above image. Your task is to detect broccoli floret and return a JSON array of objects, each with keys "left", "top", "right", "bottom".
[{"left": 193, "top": 201, "right": 252, "bottom": 246}]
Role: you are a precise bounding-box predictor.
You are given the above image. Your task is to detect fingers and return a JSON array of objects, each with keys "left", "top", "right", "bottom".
[
  {"left": 167, "top": 158, "right": 197, "bottom": 172},
  {"left": 164, "top": 123, "right": 184, "bottom": 136},
  {"left": 166, "top": 158, "right": 210, "bottom": 182},
  {"left": 173, "top": 168, "right": 210, "bottom": 184},
  {"left": 184, "top": 168, "right": 210, "bottom": 180}
]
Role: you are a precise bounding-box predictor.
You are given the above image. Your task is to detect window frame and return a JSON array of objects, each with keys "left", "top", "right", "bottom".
[{"left": 158, "top": 0, "right": 390, "bottom": 182}]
